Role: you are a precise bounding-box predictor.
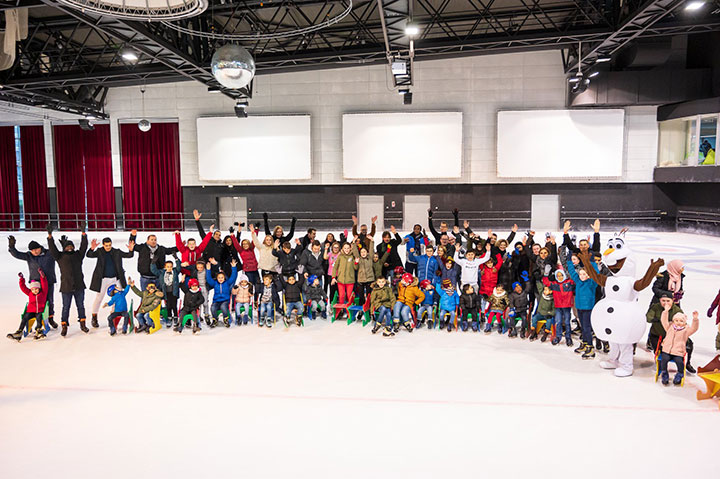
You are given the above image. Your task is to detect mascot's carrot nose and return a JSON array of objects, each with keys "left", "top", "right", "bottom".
[{"left": 603, "top": 248, "right": 615, "bottom": 256}]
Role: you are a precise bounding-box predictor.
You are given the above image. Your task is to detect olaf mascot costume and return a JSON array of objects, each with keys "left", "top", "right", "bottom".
[{"left": 578, "top": 233, "right": 664, "bottom": 377}]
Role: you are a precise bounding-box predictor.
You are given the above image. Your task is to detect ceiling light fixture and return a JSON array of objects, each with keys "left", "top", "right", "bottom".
[
  {"left": 121, "top": 49, "right": 138, "bottom": 61},
  {"left": 685, "top": 1, "right": 705, "bottom": 11},
  {"left": 404, "top": 25, "right": 419, "bottom": 36}
]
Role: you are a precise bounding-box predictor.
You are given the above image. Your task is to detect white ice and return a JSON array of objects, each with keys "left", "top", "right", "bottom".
[{"left": 0, "top": 230, "right": 719, "bottom": 479}]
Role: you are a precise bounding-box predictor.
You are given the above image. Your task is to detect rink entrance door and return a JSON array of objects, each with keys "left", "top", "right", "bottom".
[
  {"left": 403, "top": 195, "right": 430, "bottom": 232},
  {"left": 218, "top": 196, "right": 248, "bottom": 231},
  {"left": 357, "top": 196, "right": 384, "bottom": 236},
  {"left": 531, "top": 195, "right": 559, "bottom": 232}
]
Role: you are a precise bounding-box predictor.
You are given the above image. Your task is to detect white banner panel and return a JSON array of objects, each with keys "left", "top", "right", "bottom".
[
  {"left": 497, "top": 109, "right": 624, "bottom": 178},
  {"left": 342, "top": 112, "right": 462, "bottom": 179},
  {"left": 197, "top": 115, "right": 311, "bottom": 181}
]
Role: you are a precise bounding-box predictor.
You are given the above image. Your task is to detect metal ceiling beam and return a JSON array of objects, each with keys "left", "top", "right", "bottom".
[{"left": 566, "top": 0, "right": 687, "bottom": 73}]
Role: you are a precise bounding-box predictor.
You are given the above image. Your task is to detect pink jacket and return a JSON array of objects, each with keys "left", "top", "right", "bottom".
[{"left": 661, "top": 316, "right": 699, "bottom": 356}]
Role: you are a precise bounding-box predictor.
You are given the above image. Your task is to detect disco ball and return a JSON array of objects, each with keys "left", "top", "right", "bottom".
[
  {"left": 211, "top": 44, "right": 255, "bottom": 90},
  {"left": 138, "top": 119, "right": 151, "bottom": 132}
]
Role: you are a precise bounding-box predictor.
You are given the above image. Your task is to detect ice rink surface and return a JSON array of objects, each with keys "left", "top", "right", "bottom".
[{"left": 0, "top": 230, "right": 718, "bottom": 478}]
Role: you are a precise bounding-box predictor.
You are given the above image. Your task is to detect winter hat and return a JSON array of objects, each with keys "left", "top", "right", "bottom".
[
  {"left": 237, "top": 272, "right": 249, "bottom": 283},
  {"left": 441, "top": 279, "right": 453, "bottom": 289},
  {"left": 308, "top": 275, "right": 318, "bottom": 285},
  {"left": 28, "top": 240, "right": 41, "bottom": 250},
  {"left": 65, "top": 240, "right": 75, "bottom": 248},
  {"left": 28, "top": 281, "right": 41, "bottom": 289},
  {"left": 512, "top": 282, "right": 521, "bottom": 291},
  {"left": 658, "top": 292, "right": 673, "bottom": 300},
  {"left": 188, "top": 278, "right": 199, "bottom": 288}
]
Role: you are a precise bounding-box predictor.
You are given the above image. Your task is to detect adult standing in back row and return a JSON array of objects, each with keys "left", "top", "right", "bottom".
[
  {"left": 129, "top": 229, "right": 179, "bottom": 291},
  {"left": 86, "top": 236, "right": 135, "bottom": 328}
]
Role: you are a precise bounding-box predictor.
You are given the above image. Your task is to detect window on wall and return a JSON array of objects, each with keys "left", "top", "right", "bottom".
[
  {"left": 13, "top": 126, "right": 25, "bottom": 229},
  {"left": 657, "top": 114, "right": 719, "bottom": 167}
]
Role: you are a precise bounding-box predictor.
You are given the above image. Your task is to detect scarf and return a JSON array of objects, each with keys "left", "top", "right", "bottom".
[{"left": 666, "top": 260, "right": 684, "bottom": 293}]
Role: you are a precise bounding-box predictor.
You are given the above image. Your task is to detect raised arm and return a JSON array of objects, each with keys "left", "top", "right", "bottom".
[
  {"left": 634, "top": 259, "right": 665, "bottom": 292},
  {"left": 577, "top": 251, "right": 607, "bottom": 288},
  {"left": 263, "top": 212, "right": 271, "bottom": 236},
  {"left": 47, "top": 236, "right": 61, "bottom": 259},
  {"left": 660, "top": 308, "right": 670, "bottom": 332}
]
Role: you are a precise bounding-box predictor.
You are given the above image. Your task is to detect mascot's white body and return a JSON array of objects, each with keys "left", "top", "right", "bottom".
[{"left": 591, "top": 236, "right": 647, "bottom": 377}]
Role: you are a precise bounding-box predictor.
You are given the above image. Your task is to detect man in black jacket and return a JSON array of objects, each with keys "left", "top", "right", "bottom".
[
  {"left": 48, "top": 229, "right": 89, "bottom": 336},
  {"left": 8, "top": 226, "right": 58, "bottom": 329},
  {"left": 129, "top": 229, "right": 178, "bottom": 291},
  {"left": 86, "top": 236, "right": 135, "bottom": 328},
  {"left": 193, "top": 210, "right": 224, "bottom": 277},
  {"left": 299, "top": 240, "right": 325, "bottom": 287},
  {"left": 375, "top": 225, "right": 403, "bottom": 277}
]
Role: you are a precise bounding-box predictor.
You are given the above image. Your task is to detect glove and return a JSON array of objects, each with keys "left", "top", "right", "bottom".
[
  {"left": 708, "top": 309, "right": 714, "bottom": 318},
  {"left": 673, "top": 291, "right": 684, "bottom": 303},
  {"left": 229, "top": 226, "right": 235, "bottom": 234},
  {"left": 46, "top": 222, "right": 54, "bottom": 234},
  {"left": 79, "top": 220, "right": 86, "bottom": 232},
  {"left": 59, "top": 235, "right": 68, "bottom": 247},
  {"left": 427, "top": 209, "right": 433, "bottom": 218},
  {"left": 18, "top": 272, "right": 23, "bottom": 278},
  {"left": 8, "top": 235, "right": 16, "bottom": 248},
  {"left": 239, "top": 222, "right": 245, "bottom": 227}
]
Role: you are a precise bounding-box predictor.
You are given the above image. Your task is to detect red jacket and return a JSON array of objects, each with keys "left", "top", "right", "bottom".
[
  {"left": 175, "top": 232, "right": 212, "bottom": 267},
  {"left": 231, "top": 235, "right": 258, "bottom": 272},
  {"left": 479, "top": 254, "right": 503, "bottom": 297},
  {"left": 544, "top": 276, "right": 575, "bottom": 308},
  {"left": 20, "top": 274, "right": 48, "bottom": 313}
]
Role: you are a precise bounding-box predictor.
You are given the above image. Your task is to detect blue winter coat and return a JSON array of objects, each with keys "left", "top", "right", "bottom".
[
  {"left": 565, "top": 261, "right": 598, "bottom": 310},
  {"left": 404, "top": 234, "right": 424, "bottom": 264},
  {"left": 107, "top": 285, "right": 130, "bottom": 313},
  {"left": 417, "top": 254, "right": 440, "bottom": 283},
  {"left": 438, "top": 263, "right": 460, "bottom": 288},
  {"left": 206, "top": 266, "right": 238, "bottom": 303},
  {"left": 421, "top": 285, "right": 435, "bottom": 305},
  {"left": 438, "top": 288, "right": 460, "bottom": 311}
]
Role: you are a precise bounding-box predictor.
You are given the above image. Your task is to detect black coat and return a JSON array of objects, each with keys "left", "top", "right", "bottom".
[
  {"left": 128, "top": 233, "right": 178, "bottom": 277},
  {"left": 9, "top": 244, "right": 57, "bottom": 284},
  {"left": 179, "top": 282, "right": 205, "bottom": 311},
  {"left": 459, "top": 292, "right": 481, "bottom": 311},
  {"left": 195, "top": 220, "right": 224, "bottom": 264},
  {"left": 86, "top": 246, "right": 134, "bottom": 292},
  {"left": 48, "top": 235, "right": 87, "bottom": 293},
  {"left": 650, "top": 270, "right": 685, "bottom": 305},
  {"left": 376, "top": 233, "right": 403, "bottom": 274}
]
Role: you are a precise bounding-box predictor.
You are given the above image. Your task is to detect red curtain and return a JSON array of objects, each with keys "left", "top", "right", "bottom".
[
  {"left": 0, "top": 126, "right": 19, "bottom": 230},
  {"left": 53, "top": 124, "right": 115, "bottom": 230},
  {"left": 20, "top": 125, "right": 49, "bottom": 230},
  {"left": 121, "top": 122, "right": 183, "bottom": 230}
]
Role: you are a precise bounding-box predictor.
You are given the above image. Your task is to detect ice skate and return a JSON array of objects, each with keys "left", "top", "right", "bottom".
[
  {"left": 61, "top": 323, "right": 68, "bottom": 337},
  {"left": 6, "top": 331, "right": 21, "bottom": 342},
  {"left": 371, "top": 321, "right": 383, "bottom": 334},
  {"left": 574, "top": 341, "right": 587, "bottom": 354},
  {"left": 403, "top": 321, "right": 413, "bottom": 332},
  {"left": 483, "top": 323, "right": 491, "bottom": 334},
  {"left": 540, "top": 331, "right": 548, "bottom": 342},
  {"left": 471, "top": 321, "right": 478, "bottom": 332},
  {"left": 529, "top": 331, "right": 537, "bottom": 341},
  {"left": 34, "top": 329, "right": 46, "bottom": 340},
  {"left": 581, "top": 346, "right": 595, "bottom": 360},
  {"left": 91, "top": 314, "right": 99, "bottom": 328},
  {"left": 79, "top": 320, "right": 89, "bottom": 333},
  {"left": 48, "top": 317, "right": 58, "bottom": 329},
  {"left": 565, "top": 337, "right": 573, "bottom": 347},
  {"left": 551, "top": 337, "right": 560, "bottom": 345},
  {"left": 460, "top": 320, "right": 468, "bottom": 332},
  {"left": 382, "top": 326, "right": 395, "bottom": 337}
]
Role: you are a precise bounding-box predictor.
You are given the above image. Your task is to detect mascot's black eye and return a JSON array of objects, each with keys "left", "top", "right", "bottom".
[{"left": 615, "top": 244, "right": 622, "bottom": 249}]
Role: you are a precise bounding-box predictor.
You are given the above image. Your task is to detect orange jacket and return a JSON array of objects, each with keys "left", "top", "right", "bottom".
[{"left": 397, "top": 278, "right": 425, "bottom": 307}]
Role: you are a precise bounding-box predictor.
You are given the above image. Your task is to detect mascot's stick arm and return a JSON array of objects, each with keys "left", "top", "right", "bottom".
[
  {"left": 633, "top": 258, "right": 664, "bottom": 292},
  {"left": 577, "top": 251, "right": 607, "bottom": 287}
]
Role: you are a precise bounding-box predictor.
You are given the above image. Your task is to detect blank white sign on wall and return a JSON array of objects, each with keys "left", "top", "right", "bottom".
[
  {"left": 197, "top": 115, "right": 311, "bottom": 181},
  {"left": 497, "top": 109, "right": 625, "bottom": 178},
  {"left": 342, "top": 112, "right": 462, "bottom": 179}
]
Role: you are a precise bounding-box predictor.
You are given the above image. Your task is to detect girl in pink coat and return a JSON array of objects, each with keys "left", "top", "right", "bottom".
[{"left": 659, "top": 304, "right": 700, "bottom": 386}]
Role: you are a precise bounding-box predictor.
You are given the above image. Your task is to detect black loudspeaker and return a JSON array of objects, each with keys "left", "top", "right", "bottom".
[
  {"left": 78, "top": 119, "right": 94, "bottom": 131},
  {"left": 403, "top": 92, "right": 413, "bottom": 105}
]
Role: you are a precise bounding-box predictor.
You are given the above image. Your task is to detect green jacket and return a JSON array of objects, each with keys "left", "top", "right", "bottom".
[
  {"left": 536, "top": 293, "right": 555, "bottom": 317},
  {"left": 354, "top": 244, "right": 390, "bottom": 283},
  {"left": 370, "top": 282, "right": 395, "bottom": 310},
  {"left": 646, "top": 302, "right": 683, "bottom": 338},
  {"left": 332, "top": 252, "right": 357, "bottom": 284},
  {"left": 131, "top": 285, "right": 164, "bottom": 314},
  {"left": 372, "top": 249, "right": 390, "bottom": 281}
]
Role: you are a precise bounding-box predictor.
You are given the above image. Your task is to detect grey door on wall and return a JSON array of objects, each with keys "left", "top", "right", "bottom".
[
  {"left": 531, "top": 194, "right": 559, "bottom": 232},
  {"left": 218, "top": 196, "right": 248, "bottom": 231},
  {"left": 357, "top": 196, "right": 384, "bottom": 240},
  {"left": 404, "top": 195, "right": 430, "bottom": 232}
]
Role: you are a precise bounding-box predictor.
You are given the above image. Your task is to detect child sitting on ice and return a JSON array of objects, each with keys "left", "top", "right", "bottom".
[
  {"left": 659, "top": 305, "right": 700, "bottom": 385},
  {"left": 416, "top": 280, "right": 435, "bottom": 328},
  {"left": 458, "top": 283, "right": 481, "bottom": 332},
  {"left": 437, "top": 279, "right": 459, "bottom": 331},
  {"left": 176, "top": 274, "right": 205, "bottom": 334},
  {"left": 102, "top": 284, "right": 131, "bottom": 335},
  {"left": 130, "top": 278, "right": 163, "bottom": 333},
  {"left": 232, "top": 274, "right": 254, "bottom": 325},
  {"left": 370, "top": 276, "right": 396, "bottom": 337},
  {"left": 304, "top": 275, "right": 328, "bottom": 319},
  {"left": 7, "top": 269, "right": 49, "bottom": 342},
  {"left": 280, "top": 275, "right": 305, "bottom": 327},
  {"left": 531, "top": 285, "right": 555, "bottom": 342},
  {"left": 484, "top": 285, "right": 509, "bottom": 334}
]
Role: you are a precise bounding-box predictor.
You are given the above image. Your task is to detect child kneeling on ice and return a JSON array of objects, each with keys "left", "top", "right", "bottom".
[
  {"left": 130, "top": 278, "right": 163, "bottom": 333},
  {"left": 437, "top": 279, "right": 459, "bottom": 330},
  {"left": 658, "top": 305, "right": 699, "bottom": 385},
  {"left": 485, "top": 285, "right": 509, "bottom": 334},
  {"left": 232, "top": 274, "right": 254, "bottom": 325},
  {"left": 458, "top": 284, "right": 481, "bottom": 332},
  {"left": 416, "top": 280, "right": 435, "bottom": 328},
  {"left": 393, "top": 273, "right": 424, "bottom": 333},
  {"left": 370, "top": 276, "right": 396, "bottom": 336},
  {"left": 176, "top": 274, "right": 205, "bottom": 334},
  {"left": 7, "top": 269, "right": 49, "bottom": 341},
  {"left": 102, "top": 283, "right": 131, "bottom": 335},
  {"left": 304, "top": 275, "right": 328, "bottom": 319}
]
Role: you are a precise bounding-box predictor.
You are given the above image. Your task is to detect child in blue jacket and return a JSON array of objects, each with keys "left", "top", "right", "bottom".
[
  {"left": 561, "top": 249, "right": 599, "bottom": 359},
  {"left": 102, "top": 284, "right": 131, "bottom": 335},
  {"left": 206, "top": 260, "right": 238, "bottom": 327},
  {"left": 417, "top": 280, "right": 435, "bottom": 327},
  {"left": 437, "top": 279, "right": 460, "bottom": 330}
]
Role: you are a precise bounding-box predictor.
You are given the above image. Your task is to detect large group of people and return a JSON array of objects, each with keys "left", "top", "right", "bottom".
[{"left": 6, "top": 210, "right": 716, "bottom": 385}]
